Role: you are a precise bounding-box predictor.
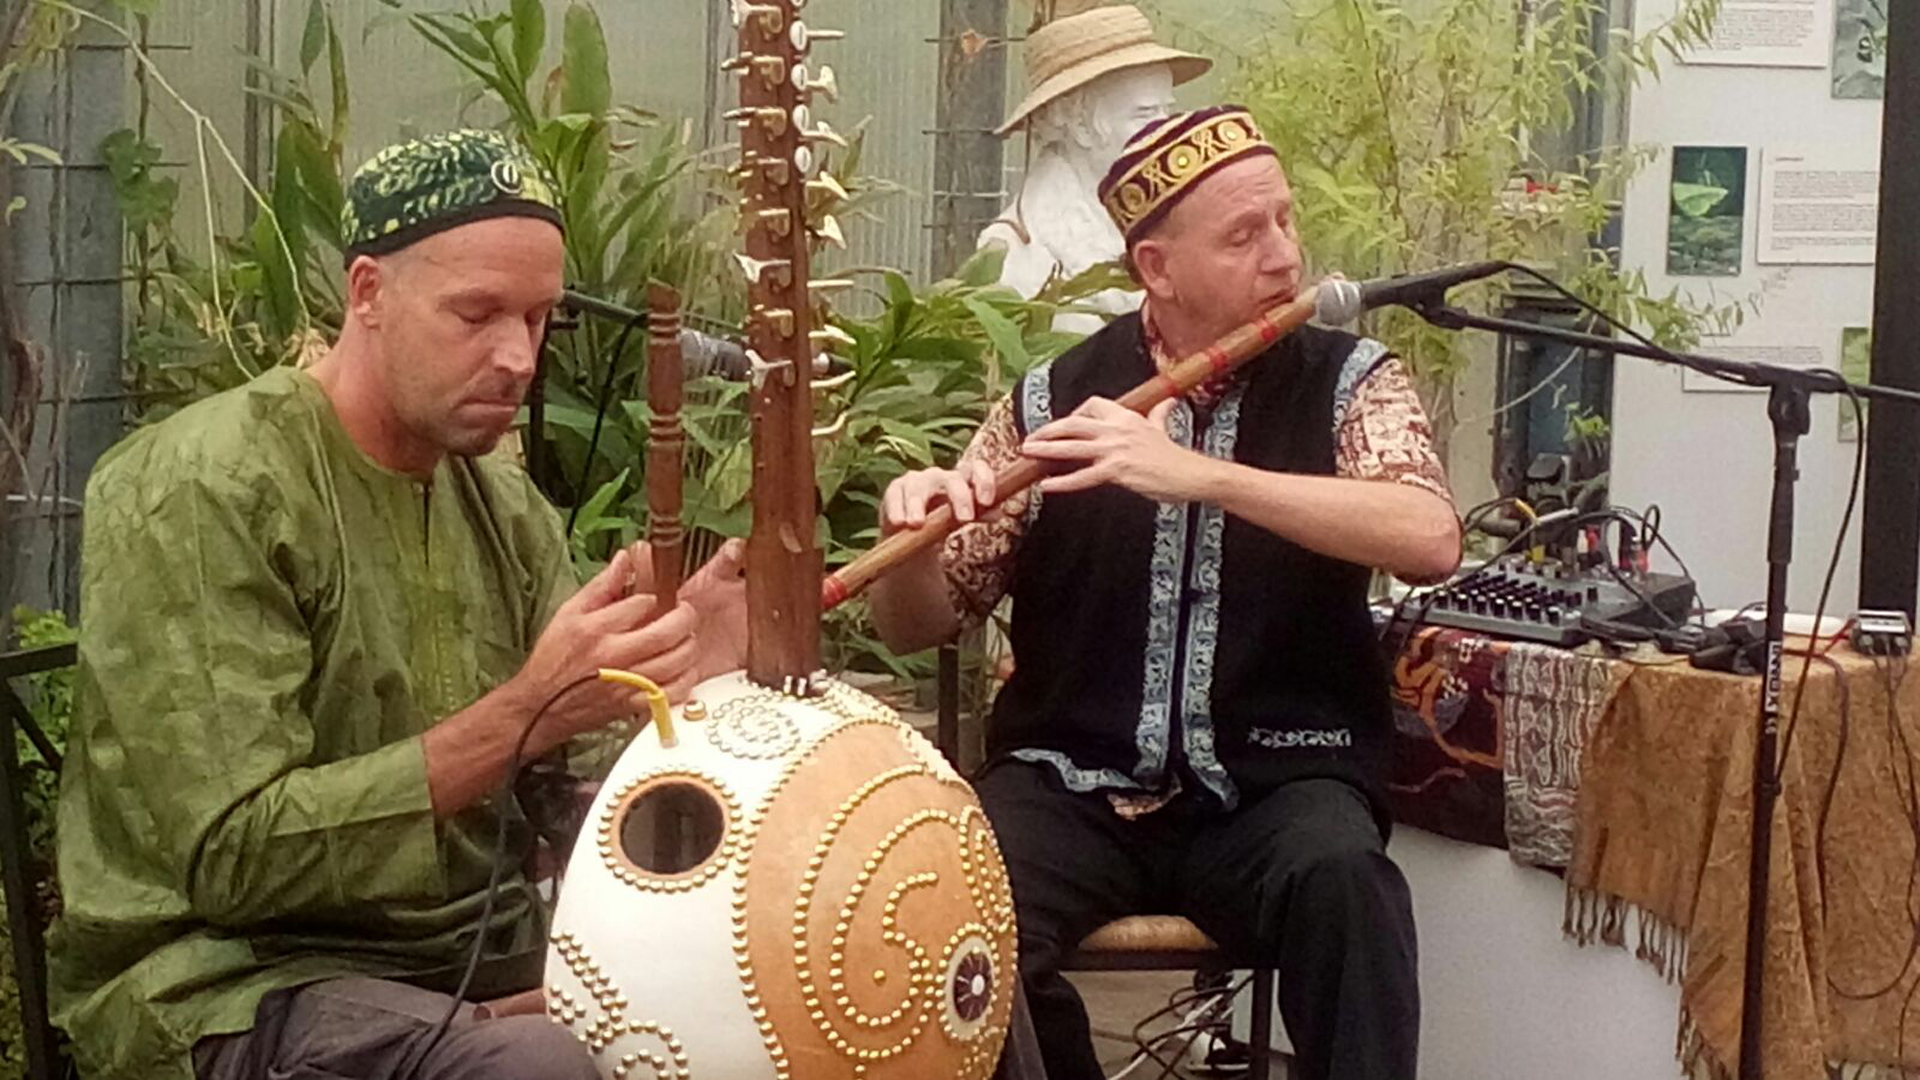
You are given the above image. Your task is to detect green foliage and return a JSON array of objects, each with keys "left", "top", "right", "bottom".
[
  {"left": 814, "top": 247, "right": 1103, "bottom": 676},
  {"left": 4, "top": 608, "right": 70, "bottom": 877},
  {"left": 0, "top": 607, "right": 75, "bottom": 1076},
  {"left": 108, "top": 0, "right": 350, "bottom": 419},
  {"left": 0, "top": 2, "right": 76, "bottom": 179},
  {"left": 98, "top": 0, "right": 1103, "bottom": 679},
  {"left": 1216, "top": 0, "right": 1745, "bottom": 422}
]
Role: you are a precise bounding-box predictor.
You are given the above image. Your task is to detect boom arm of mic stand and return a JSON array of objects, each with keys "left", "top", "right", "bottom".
[{"left": 1412, "top": 302, "right": 1920, "bottom": 407}]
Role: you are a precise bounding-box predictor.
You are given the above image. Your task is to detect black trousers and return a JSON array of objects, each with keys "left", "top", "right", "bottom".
[{"left": 976, "top": 762, "right": 1419, "bottom": 1080}]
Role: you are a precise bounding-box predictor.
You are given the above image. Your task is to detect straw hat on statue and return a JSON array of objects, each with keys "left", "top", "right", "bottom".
[
  {"left": 979, "top": 3, "right": 1212, "bottom": 329},
  {"left": 998, "top": 1, "right": 1211, "bottom": 136}
]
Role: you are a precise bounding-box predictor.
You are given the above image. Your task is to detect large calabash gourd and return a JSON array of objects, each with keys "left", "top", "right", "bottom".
[{"left": 545, "top": 672, "right": 1018, "bottom": 1079}]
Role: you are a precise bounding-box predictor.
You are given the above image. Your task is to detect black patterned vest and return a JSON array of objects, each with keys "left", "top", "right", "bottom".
[{"left": 988, "top": 312, "right": 1396, "bottom": 824}]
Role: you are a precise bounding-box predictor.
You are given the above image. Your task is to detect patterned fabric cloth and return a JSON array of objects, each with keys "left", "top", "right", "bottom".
[
  {"left": 1389, "top": 624, "right": 1919, "bottom": 1077},
  {"left": 941, "top": 303, "right": 1451, "bottom": 626},
  {"left": 1384, "top": 627, "right": 1512, "bottom": 850},
  {"left": 340, "top": 129, "right": 561, "bottom": 261},
  {"left": 1567, "top": 647, "right": 1920, "bottom": 1079},
  {"left": 1501, "top": 643, "right": 1623, "bottom": 868},
  {"left": 1385, "top": 623, "right": 1624, "bottom": 867}
]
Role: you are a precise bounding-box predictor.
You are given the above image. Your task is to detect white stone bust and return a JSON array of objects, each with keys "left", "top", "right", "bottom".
[
  {"left": 976, "top": 4, "right": 1209, "bottom": 332},
  {"left": 980, "top": 66, "right": 1175, "bottom": 329}
]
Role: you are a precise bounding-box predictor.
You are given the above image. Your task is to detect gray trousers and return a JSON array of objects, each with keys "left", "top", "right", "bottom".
[
  {"left": 195, "top": 975, "right": 1049, "bottom": 1080},
  {"left": 193, "top": 978, "right": 598, "bottom": 1080}
]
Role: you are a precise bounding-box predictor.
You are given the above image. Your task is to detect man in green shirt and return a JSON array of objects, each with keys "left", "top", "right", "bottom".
[{"left": 49, "top": 130, "right": 745, "bottom": 1080}]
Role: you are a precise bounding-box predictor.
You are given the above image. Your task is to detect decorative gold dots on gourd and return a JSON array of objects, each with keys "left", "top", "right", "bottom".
[{"left": 548, "top": 931, "right": 692, "bottom": 1078}]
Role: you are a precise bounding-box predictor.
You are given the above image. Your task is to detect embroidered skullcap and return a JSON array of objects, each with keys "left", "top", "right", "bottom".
[
  {"left": 340, "top": 129, "right": 561, "bottom": 265},
  {"left": 1098, "top": 105, "right": 1278, "bottom": 245}
]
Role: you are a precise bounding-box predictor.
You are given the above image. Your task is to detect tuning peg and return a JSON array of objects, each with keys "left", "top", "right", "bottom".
[
  {"left": 812, "top": 214, "right": 847, "bottom": 249},
  {"left": 756, "top": 306, "right": 796, "bottom": 338},
  {"left": 744, "top": 349, "right": 793, "bottom": 390},
  {"left": 755, "top": 55, "right": 789, "bottom": 89},
  {"left": 793, "top": 63, "right": 840, "bottom": 103},
  {"left": 813, "top": 364, "right": 855, "bottom": 392},
  {"left": 752, "top": 208, "right": 794, "bottom": 238},
  {"left": 802, "top": 120, "right": 850, "bottom": 150},
  {"left": 811, "top": 411, "right": 851, "bottom": 439},
  {"left": 811, "top": 324, "right": 857, "bottom": 350},
  {"left": 809, "top": 278, "right": 856, "bottom": 294},
  {"left": 731, "top": 0, "right": 784, "bottom": 34},
  {"left": 734, "top": 151, "right": 792, "bottom": 187},
  {"left": 725, "top": 106, "right": 789, "bottom": 138},
  {"left": 790, "top": 21, "right": 845, "bottom": 52},
  {"left": 735, "top": 253, "right": 794, "bottom": 287},
  {"left": 725, "top": 54, "right": 788, "bottom": 88},
  {"left": 793, "top": 145, "right": 816, "bottom": 176},
  {"left": 806, "top": 172, "right": 850, "bottom": 202}
]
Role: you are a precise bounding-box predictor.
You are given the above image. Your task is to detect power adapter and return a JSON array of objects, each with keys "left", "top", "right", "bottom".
[{"left": 1850, "top": 609, "right": 1914, "bottom": 657}]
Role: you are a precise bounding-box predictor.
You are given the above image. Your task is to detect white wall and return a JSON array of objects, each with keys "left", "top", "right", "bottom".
[
  {"left": 1391, "top": 829, "right": 1684, "bottom": 1080},
  {"left": 1611, "top": 0, "right": 1883, "bottom": 612},
  {"left": 1235, "top": 829, "right": 1685, "bottom": 1079}
]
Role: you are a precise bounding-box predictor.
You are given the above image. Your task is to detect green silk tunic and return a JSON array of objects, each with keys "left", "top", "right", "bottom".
[{"left": 48, "top": 366, "right": 574, "bottom": 1080}]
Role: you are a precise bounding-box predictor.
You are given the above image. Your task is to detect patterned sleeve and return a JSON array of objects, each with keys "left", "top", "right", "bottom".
[
  {"left": 940, "top": 396, "right": 1034, "bottom": 628},
  {"left": 1334, "top": 356, "right": 1453, "bottom": 503}
]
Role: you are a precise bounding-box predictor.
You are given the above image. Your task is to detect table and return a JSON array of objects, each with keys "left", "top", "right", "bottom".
[{"left": 1385, "top": 626, "right": 1917, "bottom": 1078}]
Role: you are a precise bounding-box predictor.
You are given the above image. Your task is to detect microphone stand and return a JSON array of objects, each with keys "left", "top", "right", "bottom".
[{"left": 1404, "top": 291, "right": 1920, "bottom": 1080}]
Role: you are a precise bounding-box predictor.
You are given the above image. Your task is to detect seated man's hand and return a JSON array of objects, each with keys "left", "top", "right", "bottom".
[
  {"left": 881, "top": 461, "right": 1001, "bottom": 538},
  {"left": 681, "top": 539, "right": 748, "bottom": 679},
  {"left": 516, "top": 547, "right": 704, "bottom": 738},
  {"left": 618, "top": 539, "right": 747, "bottom": 679},
  {"left": 1023, "top": 397, "right": 1204, "bottom": 503}
]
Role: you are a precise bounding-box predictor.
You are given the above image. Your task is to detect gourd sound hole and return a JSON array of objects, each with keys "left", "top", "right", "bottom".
[{"left": 618, "top": 779, "right": 728, "bottom": 876}]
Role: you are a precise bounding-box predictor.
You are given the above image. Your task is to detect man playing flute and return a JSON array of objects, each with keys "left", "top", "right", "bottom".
[{"left": 870, "top": 106, "right": 1461, "bottom": 1080}]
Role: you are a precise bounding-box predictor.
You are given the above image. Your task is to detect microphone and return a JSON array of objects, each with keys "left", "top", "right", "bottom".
[
  {"left": 1313, "top": 261, "right": 1510, "bottom": 325},
  {"left": 558, "top": 288, "right": 750, "bottom": 380}
]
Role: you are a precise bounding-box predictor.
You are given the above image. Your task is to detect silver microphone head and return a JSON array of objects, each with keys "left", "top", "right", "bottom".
[
  {"left": 1314, "top": 277, "right": 1364, "bottom": 326},
  {"left": 679, "top": 329, "right": 750, "bottom": 380}
]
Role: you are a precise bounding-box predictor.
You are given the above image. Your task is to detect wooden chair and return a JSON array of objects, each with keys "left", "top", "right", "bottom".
[
  {"left": 934, "top": 644, "right": 1283, "bottom": 1080},
  {"left": 0, "top": 641, "right": 75, "bottom": 1080}
]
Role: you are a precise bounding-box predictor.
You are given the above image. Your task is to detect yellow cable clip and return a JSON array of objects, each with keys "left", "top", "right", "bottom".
[{"left": 596, "top": 669, "right": 677, "bottom": 748}]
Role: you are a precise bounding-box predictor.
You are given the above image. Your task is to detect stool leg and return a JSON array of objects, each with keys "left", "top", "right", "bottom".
[{"left": 1249, "top": 968, "right": 1275, "bottom": 1080}]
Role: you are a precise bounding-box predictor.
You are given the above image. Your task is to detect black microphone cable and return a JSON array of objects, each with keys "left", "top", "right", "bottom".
[{"left": 392, "top": 669, "right": 673, "bottom": 1080}]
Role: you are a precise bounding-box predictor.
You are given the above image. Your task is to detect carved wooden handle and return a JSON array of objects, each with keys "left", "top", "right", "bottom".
[{"left": 645, "top": 282, "right": 686, "bottom": 616}]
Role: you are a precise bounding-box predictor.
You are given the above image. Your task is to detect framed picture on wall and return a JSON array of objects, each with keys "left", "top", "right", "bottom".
[
  {"left": 1839, "top": 327, "right": 1872, "bottom": 440},
  {"left": 1681, "top": 0, "right": 1833, "bottom": 66},
  {"left": 1668, "top": 146, "right": 1748, "bottom": 277},
  {"left": 1832, "top": 0, "right": 1888, "bottom": 98}
]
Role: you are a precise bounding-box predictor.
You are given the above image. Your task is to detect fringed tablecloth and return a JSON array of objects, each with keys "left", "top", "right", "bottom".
[
  {"left": 1566, "top": 647, "right": 1918, "bottom": 1079},
  {"left": 1386, "top": 626, "right": 1916, "bottom": 1076}
]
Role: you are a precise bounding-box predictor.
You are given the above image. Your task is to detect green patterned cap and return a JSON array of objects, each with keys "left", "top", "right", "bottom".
[{"left": 340, "top": 129, "right": 561, "bottom": 263}]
